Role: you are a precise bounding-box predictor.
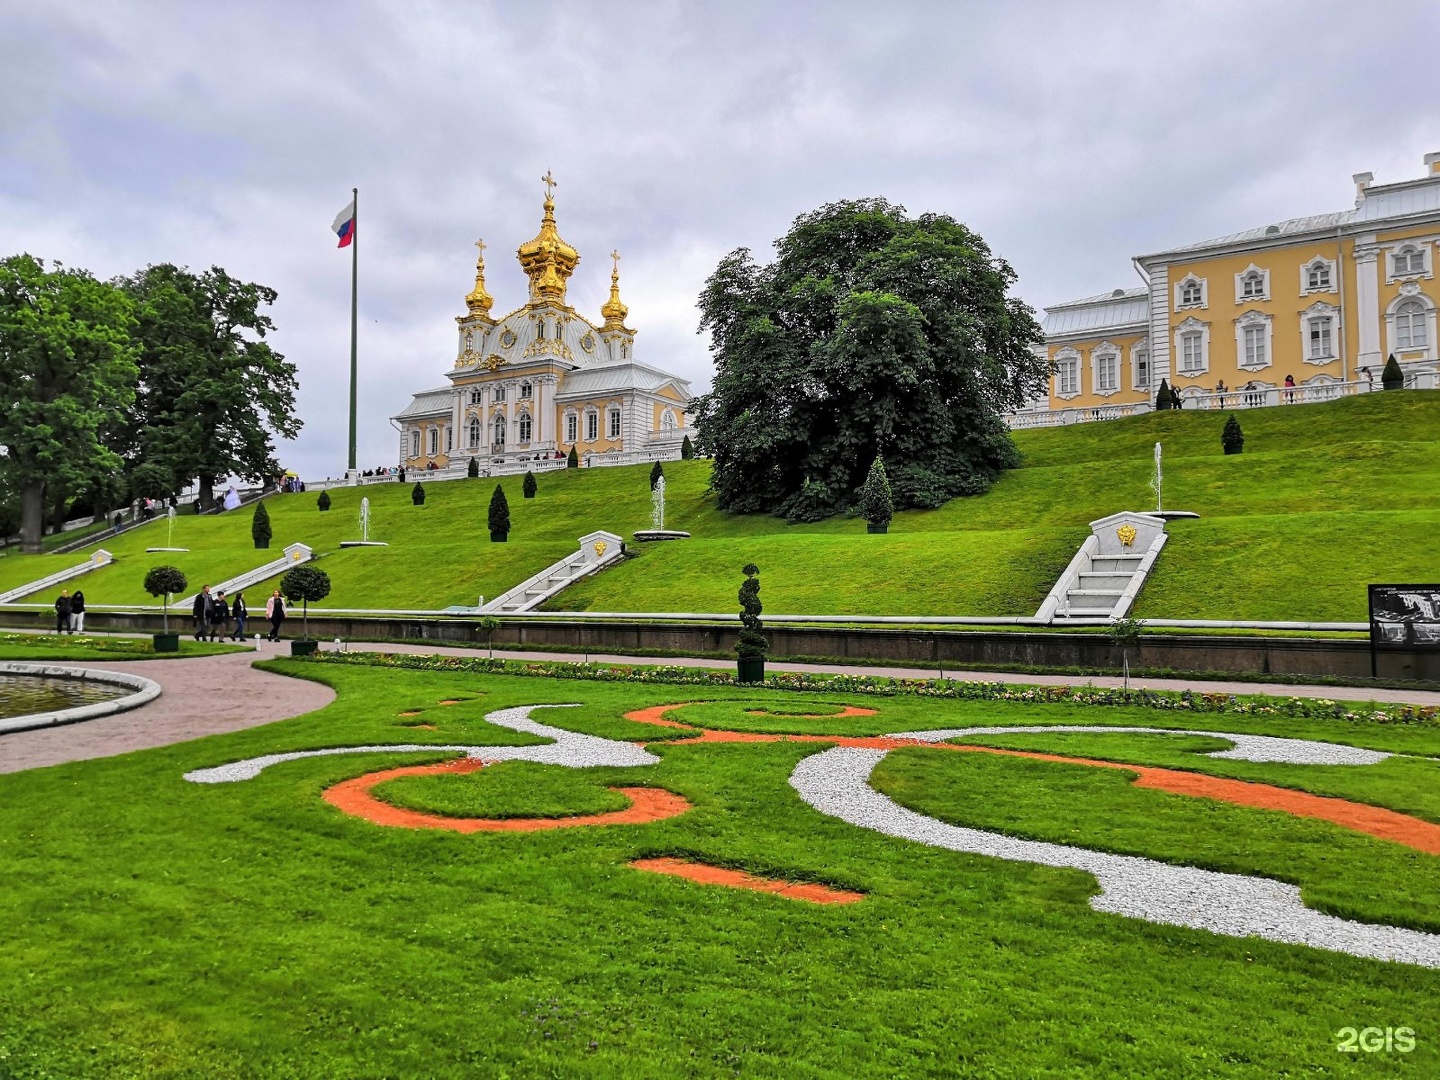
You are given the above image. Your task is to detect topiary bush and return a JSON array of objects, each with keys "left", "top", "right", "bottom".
[
  {"left": 281, "top": 564, "right": 331, "bottom": 640},
  {"left": 859, "top": 455, "right": 893, "bottom": 530},
  {"left": 488, "top": 484, "right": 510, "bottom": 539},
  {"left": 467, "top": 456, "right": 480, "bottom": 478},
  {"left": 523, "top": 470, "right": 537, "bottom": 499},
  {"left": 317, "top": 490, "right": 331, "bottom": 511},
  {"left": 143, "top": 565, "right": 188, "bottom": 631},
  {"left": 735, "top": 563, "right": 767, "bottom": 660},
  {"left": 680, "top": 435, "right": 695, "bottom": 460},
  {"left": 1382, "top": 354, "right": 1405, "bottom": 391},
  {"left": 411, "top": 482, "right": 425, "bottom": 506},
  {"left": 251, "top": 501, "right": 271, "bottom": 548},
  {"left": 567, "top": 446, "right": 579, "bottom": 469},
  {"left": 1221, "top": 414, "right": 1244, "bottom": 455},
  {"left": 650, "top": 460, "right": 664, "bottom": 490}
]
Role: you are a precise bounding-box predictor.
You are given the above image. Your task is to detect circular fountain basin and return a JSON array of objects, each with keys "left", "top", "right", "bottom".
[
  {"left": 632, "top": 530, "right": 691, "bottom": 542},
  {"left": 0, "top": 664, "right": 162, "bottom": 735}
]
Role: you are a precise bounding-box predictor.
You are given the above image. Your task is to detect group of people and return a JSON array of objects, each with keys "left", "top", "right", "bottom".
[
  {"left": 190, "top": 587, "right": 288, "bottom": 642},
  {"left": 276, "top": 475, "right": 306, "bottom": 494},
  {"left": 53, "top": 589, "right": 86, "bottom": 634}
]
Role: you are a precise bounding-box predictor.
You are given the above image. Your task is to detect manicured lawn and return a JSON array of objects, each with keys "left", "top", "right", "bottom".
[
  {"left": 0, "top": 633, "right": 243, "bottom": 662},
  {"left": 3, "top": 392, "right": 1437, "bottom": 620},
  {"left": 1, "top": 660, "right": 1437, "bottom": 1076}
]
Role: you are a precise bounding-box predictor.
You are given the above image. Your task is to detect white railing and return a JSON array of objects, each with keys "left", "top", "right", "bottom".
[
  {"left": 480, "top": 530, "right": 625, "bottom": 613},
  {"left": 0, "top": 549, "right": 115, "bottom": 604},
  {"left": 308, "top": 443, "right": 686, "bottom": 490},
  {"left": 1008, "top": 402, "right": 1153, "bottom": 428},
  {"left": 176, "top": 542, "right": 313, "bottom": 605}
]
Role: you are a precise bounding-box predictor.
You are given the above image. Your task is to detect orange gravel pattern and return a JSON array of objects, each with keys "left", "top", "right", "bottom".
[
  {"left": 322, "top": 757, "right": 692, "bottom": 832},
  {"left": 630, "top": 857, "right": 865, "bottom": 904}
]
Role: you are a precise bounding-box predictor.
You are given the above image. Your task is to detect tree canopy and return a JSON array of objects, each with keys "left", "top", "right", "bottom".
[{"left": 692, "top": 198, "right": 1045, "bottom": 520}]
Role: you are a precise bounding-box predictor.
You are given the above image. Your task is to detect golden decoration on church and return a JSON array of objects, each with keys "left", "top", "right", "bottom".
[
  {"left": 523, "top": 337, "right": 574, "bottom": 360},
  {"left": 600, "top": 248, "right": 632, "bottom": 332},
  {"left": 580, "top": 332, "right": 596, "bottom": 353},
  {"left": 464, "top": 238, "right": 494, "bottom": 318},
  {"left": 499, "top": 329, "right": 517, "bottom": 348},
  {"left": 516, "top": 169, "right": 579, "bottom": 306},
  {"left": 484, "top": 353, "right": 509, "bottom": 372},
  {"left": 1117, "top": 524, "right": 1137, "bottom": 547},
  {"left": 593, "top": 540, "right": 607, "bottom": 558}
]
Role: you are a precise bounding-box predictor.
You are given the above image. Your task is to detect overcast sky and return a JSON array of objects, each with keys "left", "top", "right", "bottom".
[{"left": 3, "top": 1, "right": 1437, "bottom": 478}]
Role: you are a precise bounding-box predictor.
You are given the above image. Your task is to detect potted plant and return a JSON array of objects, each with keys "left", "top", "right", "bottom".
[
  {"left": 281, "top": 564, "right": 331, "bottom": 656},
  {"left": 467, "top": 456, "right": 480, "bottom": 478},
  {"left": 735, "top": 563, "right": 767, "bottom": 683},
  {"left": 143, "top": 565, "right": 187, "bottom": 652},
  {"left": 251, "top": 501, "right": 271, "bottom": 549},
  {"left": 411, "top": 481, "right": 426, "bottom": 506},
  {"left": 859, "top": 454, "right": 893, "bottom": 534},
  {"left": 317, "top": 490, "right": 331, "bottom": 511},
  {"left": 1221, "top": 414, "right": 1244, "bottom": 455},
  {"left": 681, "top": 434, "right": 695, "bottom": 460},
  {"left": 1382, "top": 353, "right": 1405, "bottom": 391},
  {"left": 523, "top": 470, "right": 537, "bottom": 499},
  {"left": 567, "top": 445, "right": 579, "bottom": 469},
  {"left": 489, "top": 484, "right": 510, "bottom": 542},
  {"left": 650, "top": 460, "right": 664, "bottom": 490}
]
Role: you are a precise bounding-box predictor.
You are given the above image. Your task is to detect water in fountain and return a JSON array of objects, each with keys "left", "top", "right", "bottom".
[{"left": 651, "top": 476, "right": 665, "bottom": 531}]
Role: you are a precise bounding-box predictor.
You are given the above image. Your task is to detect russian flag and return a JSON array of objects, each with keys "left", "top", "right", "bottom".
[{"left": 331, "top": 199, "right": 356, "bottom": 248}]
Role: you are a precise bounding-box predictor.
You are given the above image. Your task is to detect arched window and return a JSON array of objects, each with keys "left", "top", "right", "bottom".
[
  {"left": 661, "top": 409, "right": 676, "bottom": 431},
  {"left": 537, "top": 320, "right": 546, "bottom": 339},
  {"left": 1180, "top": 279, "right": 1202, "bottom": 306},
  {"left": 520, "top": 382, "right": 532, "bottom": 399},
  {"left": 492, "top": 414, "right": 506, "bottom": 448},
  {"left": 468, "top": 418, "right": 481, "bottom": 448},
  {"left": 1239, "top": 270, "right": 1265, "bottom": 299},
  {"left": 1395, "top": 246, "right": 1426, "bottom": 277},
  {"left": 1306, "top": 261, "right": 1331, "bottom": 291},
  {"left": 1396, "top": 299, "right": 1428, "bottom": 349},
  {"left": 518, "top": 412, "right": 532, "bottom": 443}
]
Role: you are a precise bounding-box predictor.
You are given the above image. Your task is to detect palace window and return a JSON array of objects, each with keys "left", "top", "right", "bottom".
[
  {"left": 1180, "top": 332, "right": 1204, "bottom": 373},
  {"left": 1133, "top": 347, "right": 1150, "bottom": 390},
  {"left": 566, "top": 412, "right": 578, "bottom": 443},
  {"left": 608, "top": 409, "right": 622, "bottom": 440},
  {"left": 518, "top": 413, "right": 532, "bottom": 443},
  {"left": 1054, "top": 357, "right": 1078, "bottom": 396},
  {"left": 1175, "top": 274, "right": 1207, "bottom": 310},
  {"left": 493, "top": 414, "right": 506, "bottom": 447},
  {"left": 493, "top": 386, "right": 506, "bottom": 403},
  {"left": 585, "top": 411, "right": 598, "bottom": 442},
  {"left": 468, "top": 418, "right": 481, "bottom": 448},
  {"left": 1394, "top": 246, "right": 1426, "bottom": 277},
  {"left": 536, "top": 320, "right": 546, "bottom": 339},
  {"left": 1093, "top": 350, "right": 1118, "bottom": 393},
  {"left": 411, "top": 431, "right": 420, "bottom": 458},
  {"left": 520, "top": 382, "right": 532, "bottom": 399},
  {"left": 1238, "top": 269, "right": 1267, "bottom": 300},
  {"left": 1242, "top": 325, "right": 1266, "bottom": 367},
  {"left": 1396, "top": 299, "right": 1428, "bottom": 349},
  {"left": 428, "top": 428, "right": 438, "bottom": 456},
  {"left": 445, "top": 427, "right": 452, "bottom": 452},
  {"left": 661, "top": 409, "right": 677, "bottom": 431},
  {"left": 469, "top": 388, "right": 482, "bottom": 405},
  {"left": 1307, "top": 316, "right": 1334, "bottom": 359},
  {"left": 1305, "top": 260, "right": 1332, "bottom": 292}
]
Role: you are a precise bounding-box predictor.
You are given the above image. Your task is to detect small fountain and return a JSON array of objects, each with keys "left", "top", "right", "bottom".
[
  {"left": 146, "top": 505, "right": 189, "bottom": 552},
  {"left": 1149, "top": 442, "right": 1198, "bottom": 521},
  {"left": 339, "top": 496, "right": 389, "bottom": 547},
  {"left": 632, "top": 473, "right": 691, "bottom": 542}
]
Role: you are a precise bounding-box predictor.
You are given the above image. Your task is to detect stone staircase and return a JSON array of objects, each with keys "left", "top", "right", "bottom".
[
  {"left": 480, "top": 531, "right": 624, "bottom": 615},
  {"left": 0, "top": 549, "right": 115, "bottom": 604},
  {"left": 1036, "top": 512, "right": 1168, "bottom": 622}
]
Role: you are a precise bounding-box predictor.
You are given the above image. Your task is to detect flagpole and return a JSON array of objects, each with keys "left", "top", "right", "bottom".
[{"left": 347, "top": 186, "right": 359, "bottom": 479}]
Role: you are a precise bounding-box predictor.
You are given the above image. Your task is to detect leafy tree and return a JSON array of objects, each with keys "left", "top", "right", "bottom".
[
  {"left": 477, "top": 614, "right": 501, "bottom": 658},
  {"left": 1382, "top": 353, "right": 1405, "bottom": 390},
  {"left": 281, "top": 564, "right": 331, "bottom": 640},
  {"left": 251, "top": 500, "right": 271, "bottom": 548},
  {"left": 859, "top": 455, "right": 893, "bottom": 527},
  {"left": 118, "top": 264, "right": 301, "bottom": 510},
  {"left": 522, "top": 470, "right": 537, "bottom": 499},
  {"left": 567, "top": 446, "right": 579, "bottom": 469},
  {"left": 143, "top": 565, "right": 187, "bottom": 631},
  {"left": 1221, "top": 414, "right": 1244, "bottom": 455},
  {"left": 0, "top": 254, "right": 139, "bottom": 551},
  {"left": 488, "top": 484, "right": 510, "bottom": 536},
  {"left": 317, "top": 490, "right": 331, "bottom": 511},
  {"left": 735, "top": 563, "right": 767, "bottom": 659},
  {"left": 693, "top": 199, "right": 1045, "bottom": 520},
  {"left": 467, "top": 456, "right": 479, "bottom": 478},
  {"left": 680, "top": 434, "right": 695, "bottom": 460},
  {"left": 650, "top": 460, "right": 664, "bottom": 490}
]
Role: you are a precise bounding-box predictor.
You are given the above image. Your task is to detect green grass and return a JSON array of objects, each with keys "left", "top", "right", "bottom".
[
  {"left": 375, "top": 760, "right": 631, "bottom": 819},
  {"left": 3, "top": 392, "right": 1438, "bottom": 620},
  {"left": 2, "top": 661, "right": 1439, "bottom": 1076},
  {"left": 0, "top": 633, "right": 243, "bottom": 662}
]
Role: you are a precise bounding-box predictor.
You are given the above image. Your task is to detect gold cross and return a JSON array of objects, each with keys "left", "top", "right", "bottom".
[
  {"left": 541, "top": 170, "right": 557, "bottom": 198},
  {"left": 610, "top": 249, "right": 621, "bottom": 273},
  {"left": 473, "top": 238, "right": 486, "bottom": 255}
]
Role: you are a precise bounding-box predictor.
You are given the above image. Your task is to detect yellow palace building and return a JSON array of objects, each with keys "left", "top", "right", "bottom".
[
  {"left": 393, "top": 175, "right": 695, "bottom": 470},
  {"left": 1019, "top": 152, "right": 1440, "bottom": 426}
]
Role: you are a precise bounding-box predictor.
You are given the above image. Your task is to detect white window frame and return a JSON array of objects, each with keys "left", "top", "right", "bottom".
[
  {"left": 469, "top": 387, "right": 483, "bottom": 405},
  {"left": 565, "top": 410, "right": 578, "bottom": 444},
  {"left": 445, "top": 426, "right": 452, "bottom": 452},
  {"left": 585, "top": 409, "right": 598, "bottom": 443},
  {"left": 410, "top": 430, "right": 420, "bottom": 458},
  {"left": 660, "top": 408, "right": 677, "bottom": 431},
  {"left": 1233, "top": 264, "right": 1270, "bottom": 304},
  {"left": 428, "top": 427, "right": 438, "bottom": 457},
  {"left": 1173, "top": 273, "right": 1208, "bottom": 312},
  {"left": 1387, "top": 243, "right": 1432, "bottom": 283},
  {"left": 519, "top": 382, "right": 532, "bottom": 400},
  {"left": 1090, "top": 342, "right": 1120, "bottom": 396},
  {"left": 1052, "top": 347, "right": 1080, "bottom": 399},
  {"left": 1173, "top": 317, "right": 1210, "bottom": 378},
  {"left": 517, "top": 411, "right": 532, "bottom": 444},
  {"left": 607, "top": 408, "right": 622, "bottom": 441},
  {"left": 1386, "top": 287, "right": 1436, "bottom": 359},
  {"left": 493, "top": 386, "right": 506, "bottom": 403},
  {"left": 492, "top": 413, "right": 507, "bottom": 447},
  {"left": 1300, "top": 256, "right": 1336, "bottom": 296},
  {"left": 1234, "top": 310, "right": 1273, "bottom": 372},
  {"left": 468, "top": 418, "right": 481, "bottom": 449},
  {"left": 1130, "top": 339, "right": 1151, "bottom": 391},
  {"left": 1300, "top": 301, "right": 1340, "bottom": 365}
]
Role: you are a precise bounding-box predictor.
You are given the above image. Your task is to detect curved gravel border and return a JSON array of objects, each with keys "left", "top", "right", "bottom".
[
  {"left": 0, "top": 663, "right": 161, "bottom": 735},
  {"left": 790, "top": 746, "right": 1440, "bottom": 968}
]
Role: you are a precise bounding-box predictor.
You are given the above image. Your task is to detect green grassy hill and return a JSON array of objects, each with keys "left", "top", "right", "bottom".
[{"left": 3, "top": 392, "right": 1437, "bottom": 620}]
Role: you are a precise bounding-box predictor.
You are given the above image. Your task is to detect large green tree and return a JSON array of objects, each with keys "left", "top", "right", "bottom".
[
  {"left": 0, "top": 254, "right": 139, "bottom": 551},
  {"left": 693, "top": 199, "right": 1045, "bottom": 519},
  {"left": 120, "top": 264, "right": 301, "bottom": 509}
]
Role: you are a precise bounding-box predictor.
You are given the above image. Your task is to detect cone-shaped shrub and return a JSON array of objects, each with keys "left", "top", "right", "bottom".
[
  {"left": 1382, "top": 354, "right": 1405, "bottom": 390},
  {"left": 411, "top": 482, "right": 425, "bottom": 505},
  {"left": 650, "top": 460, "right": 664, "bottom": 490},
  {"left": 859, "top": 455, "right": 893, "bottom": 528},
  {"left": 523, "top": 470, "right": 537, "bottom": 498},
  {"left": 251, "top": 501, "right": 271, "bottom": 547},
  {"left": 680, "top": 435, "right": 695, "bottom": 459},
  {"left": 488, "top": 484, "right": 510, "bottom": 536},
  {"left": 1154, "top": 379, "right": 1173, "bottom": 410},
  {"left": 467, "top": 456, "right": 479, "bottom": 478},
  {"left": 317, "top": 490, "right": 331, "bottom": 511},
  {"left": 567, "top": 446, "right": 579, "bottom": 468},
  {"left": 1221, "top": 414, "right": 1244, "bottom": 455}
]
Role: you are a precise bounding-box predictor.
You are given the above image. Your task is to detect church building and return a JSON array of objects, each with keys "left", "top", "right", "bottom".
[{"left": 393, "top": 176, "right": 695, "bottom": 468}]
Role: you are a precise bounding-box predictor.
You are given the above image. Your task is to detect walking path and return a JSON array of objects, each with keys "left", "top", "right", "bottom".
[{"left": 1, "top": 630, "right": 1436, "bottom": 776}]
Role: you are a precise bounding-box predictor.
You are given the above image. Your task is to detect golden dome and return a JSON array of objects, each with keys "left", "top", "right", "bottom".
[
  {"left": 464, "top": 238, "right": 494, "bottom": 319},
  {"left": 600, "top": 248, "right": 631, "bottom": 331},
  {"left": 516, "top": 170, "right": 578, "bottom": 305}
]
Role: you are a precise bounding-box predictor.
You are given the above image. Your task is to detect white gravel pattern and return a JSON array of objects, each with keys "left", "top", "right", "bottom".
[
  {"left": 183, "top": 705, "right": 657, "bottom": 784},
  {"left": 891, "top": 725, "right": 1392, "bottom": 765},
  {"left": 791, "top": 747, "right": 1440, "bottom": 968}
]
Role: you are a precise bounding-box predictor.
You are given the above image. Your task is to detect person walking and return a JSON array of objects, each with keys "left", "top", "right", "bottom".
[
  {"left": 230, "top": 590, "right": 248, "bottom": 641},
  {"left": 212, "top": 590, "right": 231, "bottom": 640},
  {"left": 69, "top": 589, "right": 86, "bottom": 634},
  {"left": 192, "top": 585, "right": 213, "bottom": 641},
  {"left": 265, "top": 589, "right": 286, "bottom": 641},
  {"left": 54, "top": 590, "right": 72, "bottom": 634}
]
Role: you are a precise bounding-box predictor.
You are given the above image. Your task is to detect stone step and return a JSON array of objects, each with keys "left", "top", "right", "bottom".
[{"left": 1077, "top": 572, "right": 1133, "bottom": 589}]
